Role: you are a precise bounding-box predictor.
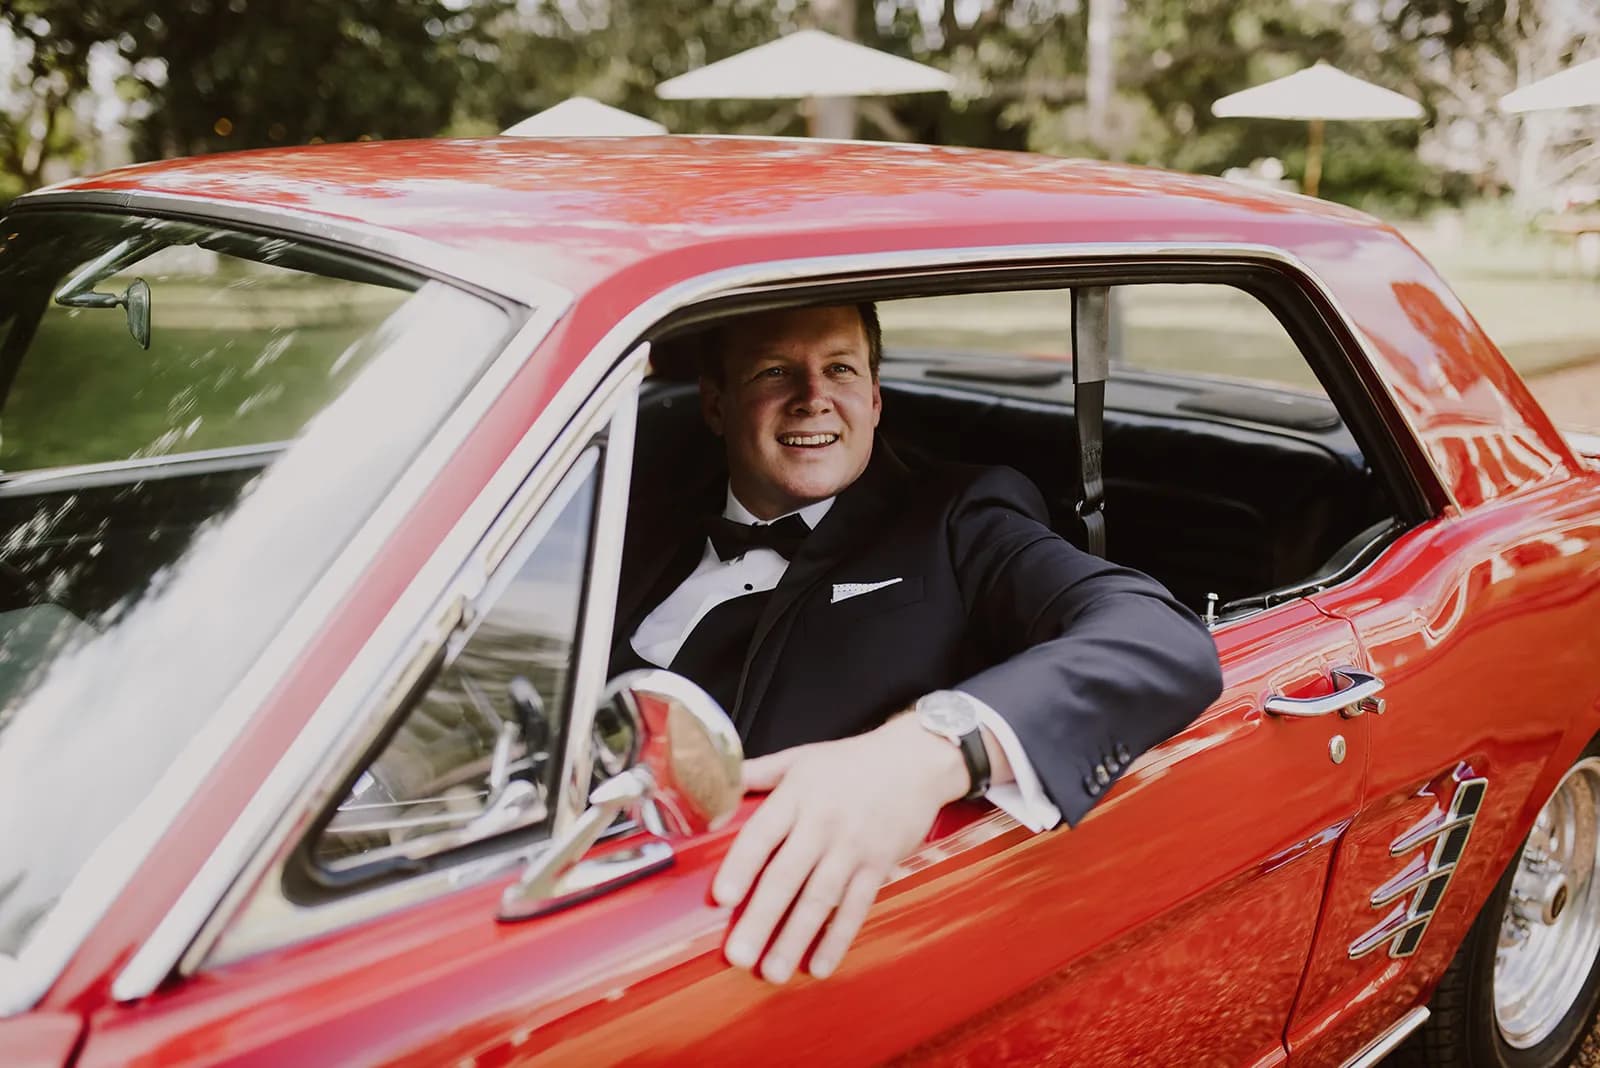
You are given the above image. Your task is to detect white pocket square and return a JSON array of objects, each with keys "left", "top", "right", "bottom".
[{"left": 831, "top": 578, "right": 903, "bottom": 604}]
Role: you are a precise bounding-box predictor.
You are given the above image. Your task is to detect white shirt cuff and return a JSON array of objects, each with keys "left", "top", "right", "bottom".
[{"left": 961, "top": 692, "right": 1062, "bottom": 832}]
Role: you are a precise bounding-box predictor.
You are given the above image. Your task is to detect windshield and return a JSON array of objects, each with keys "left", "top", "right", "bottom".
[{"left": 0, "top": 211, "right": 513, "bottom": 970}]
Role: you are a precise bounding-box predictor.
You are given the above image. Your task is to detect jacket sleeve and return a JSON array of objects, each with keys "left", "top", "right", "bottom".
[{"left": 947, "top": 466, "right": 1223, "bottom": 827}]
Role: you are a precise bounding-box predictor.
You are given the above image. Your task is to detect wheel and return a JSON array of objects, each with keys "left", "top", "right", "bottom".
[{"left": 1398, "top": 748, "right": 1600, "bottom": 1066}]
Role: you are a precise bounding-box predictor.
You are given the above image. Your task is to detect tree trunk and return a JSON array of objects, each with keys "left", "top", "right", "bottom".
[
  {"left": 1086, "top": 0, "right": 1120, "bottom": 155},
  {"left": 808, "top": 0, "right": 859, "bottom": 139}
]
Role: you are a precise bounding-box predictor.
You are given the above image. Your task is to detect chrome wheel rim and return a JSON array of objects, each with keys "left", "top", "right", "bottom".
[{"left": 1494, "top": 757, "right": 1600, "bottom": 1049}]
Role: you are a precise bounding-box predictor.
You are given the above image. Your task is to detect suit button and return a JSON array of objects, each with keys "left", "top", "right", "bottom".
[
  {"left": 1095, "top": 763, "right": 1111, "bottom": 786},
  {"left": 1083, "top": 774, "right": 1102, "bottom": 797},
  {"left": 1116, "top": 743, "right": 1131, "bottom": 764}
]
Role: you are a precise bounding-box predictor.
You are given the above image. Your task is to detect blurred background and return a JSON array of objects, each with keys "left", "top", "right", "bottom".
[{"left": 2, "top": 0, "right": 1598, "bottom": 426}]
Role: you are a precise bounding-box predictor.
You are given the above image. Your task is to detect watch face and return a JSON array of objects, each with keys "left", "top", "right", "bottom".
[{"left": 919, "top": 693, "right": 979, "bottom": 736}]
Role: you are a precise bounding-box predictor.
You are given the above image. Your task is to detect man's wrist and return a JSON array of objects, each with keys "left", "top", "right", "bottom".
[
  {"left": 911, "top": 690, "right": 992, "bottom": 801},
  {"left": 883, "top": 712, "right": 972, "bottom": 804}
]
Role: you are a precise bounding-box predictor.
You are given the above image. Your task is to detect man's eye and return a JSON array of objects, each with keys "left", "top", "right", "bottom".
[
  {"left": 830, "top": 364, "right": 857, "bottom": 375},
  {"left": 756, "top": 366, "right": 786, "bottom": 379}
]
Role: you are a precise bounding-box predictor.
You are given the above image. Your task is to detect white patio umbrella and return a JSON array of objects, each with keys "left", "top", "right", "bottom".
[
  {"left": 1501, "top": 57, "right": 1600, "bottom": 113},
  {"left": 502, "top": 97, "right": 667, "bottom": 137},
  {"left": 656, "top": 29, "right": 954, "bottom": 137},
  {"left": 1212, "top": 62, "right": 1425, "bottom": 197}
]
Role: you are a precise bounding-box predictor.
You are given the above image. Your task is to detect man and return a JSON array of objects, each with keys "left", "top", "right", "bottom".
[{"left": 612, "top": 302, "right": 1222, "bottom": 985}]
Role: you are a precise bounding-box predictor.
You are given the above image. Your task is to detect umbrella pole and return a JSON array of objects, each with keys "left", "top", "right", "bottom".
[{"left": 1305, "top": 117, "right": 1325, "bottom": 197}]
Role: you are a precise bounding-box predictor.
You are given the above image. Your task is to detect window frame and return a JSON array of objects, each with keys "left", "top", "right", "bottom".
[{"left": 662, "top": 259, "right": 1438, "bottom": 527}]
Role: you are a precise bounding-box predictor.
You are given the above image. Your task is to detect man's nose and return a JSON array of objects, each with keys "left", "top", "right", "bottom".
[{"left": 788, "top": 370, "right": 833, "bottom": 413}]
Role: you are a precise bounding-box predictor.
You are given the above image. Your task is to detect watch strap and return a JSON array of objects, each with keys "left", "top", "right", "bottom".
[{"left": 956, "top": 728, "right": 991, "bottom": 802}]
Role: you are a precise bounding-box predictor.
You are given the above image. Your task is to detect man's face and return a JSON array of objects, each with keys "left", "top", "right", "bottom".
[{"left": 701, "top": 305, "right": 882, "bottom": 520}]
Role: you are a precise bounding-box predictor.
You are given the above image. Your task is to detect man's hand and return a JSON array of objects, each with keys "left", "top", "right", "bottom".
[{"left": 711, "top": 714, "right": 971, "bottom": 983}]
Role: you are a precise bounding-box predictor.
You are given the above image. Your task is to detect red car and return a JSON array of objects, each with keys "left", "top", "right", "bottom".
[{"left": 2, "top": 138, "right": 1599, "bottom": 1068}]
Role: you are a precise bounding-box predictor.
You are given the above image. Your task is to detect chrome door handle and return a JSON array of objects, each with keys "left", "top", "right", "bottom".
[{"left": 1265, "top": 667, "right": 1385, "bottom": 719}]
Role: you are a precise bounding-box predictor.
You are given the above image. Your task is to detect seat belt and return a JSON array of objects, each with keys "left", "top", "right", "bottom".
[{"left": 1071, "top": 287, "right": 1110, "bottom": 558}]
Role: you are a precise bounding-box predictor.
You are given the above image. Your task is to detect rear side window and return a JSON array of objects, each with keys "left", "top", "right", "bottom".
[{"left": 1114, "top": 283, "right": 1325, "bottom": 395}]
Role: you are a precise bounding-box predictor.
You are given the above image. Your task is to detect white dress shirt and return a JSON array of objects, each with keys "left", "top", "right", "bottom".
[{"left": 631, "top": 488, "right": 1061, "bottom": 832}]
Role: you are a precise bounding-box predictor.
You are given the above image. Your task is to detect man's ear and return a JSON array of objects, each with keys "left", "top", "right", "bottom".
[
  {"left": 870, "top": 374, "right": 882, "bottom": 427},
  {"left": 701, "top": 376, "right": 726, "bottom": 436}
]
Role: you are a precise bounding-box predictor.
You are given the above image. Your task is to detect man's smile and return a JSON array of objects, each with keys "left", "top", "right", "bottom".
[{"left": 777, "top": 432, "right": 841, "bottom": 448}]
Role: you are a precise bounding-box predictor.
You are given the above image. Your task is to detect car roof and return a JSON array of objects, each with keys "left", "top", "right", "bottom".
[{"left": 32, "top": 136, "right": 1385, "bottom": 298}]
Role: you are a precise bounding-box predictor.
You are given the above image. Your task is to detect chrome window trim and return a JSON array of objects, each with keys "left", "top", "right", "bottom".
[
  {"left": 608, "top": 240, "right": 1456, "bottom": 513},
  {"left": 7, "top": 188, "right": 563, "bottom": 309},
  {"left": 0, "top": 229, "right": 570, "bottom": 1020},
  {"left": 550, "top": 363, "right": 638, "bottom": 838},
  {"left": 172, "top": 351, "right": 645, "bottom": 977},
  {"left": 111, "top": 238, "right": 1449, "bottom": 1004},
  {"left": 0, "top": 442, "right": 286, "bottom": 491}
]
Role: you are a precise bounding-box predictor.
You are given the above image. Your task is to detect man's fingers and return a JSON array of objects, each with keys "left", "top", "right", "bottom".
[
  {"left": 711, "top": 789, "right": 795, "bottom": 908},
  {"left": 808, "top": 868, "right": 883, "bottom": 979},
  {"left": 724, "top": 823, "right": 824, "bottom": 975},
  {"left": 740, "top": 748, "right": 805, "bottom": 792},
  {"left": 760, "top": 852, "right": 857, "bottom": 984}
]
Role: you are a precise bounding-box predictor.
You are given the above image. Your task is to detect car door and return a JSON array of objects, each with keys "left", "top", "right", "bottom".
[{"left": 463, "top": 600, "right": 1369, "bottom": 1068}]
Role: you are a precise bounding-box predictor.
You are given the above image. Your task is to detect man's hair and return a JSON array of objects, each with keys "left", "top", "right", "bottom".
[{"left": 698, "top": 302, "right": 882, "bottom": 383}]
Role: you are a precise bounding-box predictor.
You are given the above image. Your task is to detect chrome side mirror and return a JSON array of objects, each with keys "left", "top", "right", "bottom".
[{"left": 499, "top": 669, "right": 741, "bottom": 920}]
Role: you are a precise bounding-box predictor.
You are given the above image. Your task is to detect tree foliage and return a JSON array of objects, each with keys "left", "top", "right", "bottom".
[{"left": 125, "top": 0, "right": 507, "bottom": 157}]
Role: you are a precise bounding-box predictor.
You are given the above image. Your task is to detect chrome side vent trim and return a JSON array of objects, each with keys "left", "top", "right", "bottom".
[{"left": 1351, "top": 766, "right": 1487, "bottom": 959}]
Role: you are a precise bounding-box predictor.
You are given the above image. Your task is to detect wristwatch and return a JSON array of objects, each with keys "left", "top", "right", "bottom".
[{"left": 913, "top": 690, "right": 991, "bottom": 802}]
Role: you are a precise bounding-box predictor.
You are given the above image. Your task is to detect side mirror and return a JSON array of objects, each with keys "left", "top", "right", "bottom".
[
  {"left": 122, "top": 278, "right": 152, "bottom": 349},
  {"left": 499, "top": 669, "right": 741, "bottom": 920}
]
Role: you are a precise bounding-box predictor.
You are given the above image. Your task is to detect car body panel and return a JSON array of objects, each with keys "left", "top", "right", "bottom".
[{"left": 0, "top": 1012, "right": 83, "bottom": 1068}]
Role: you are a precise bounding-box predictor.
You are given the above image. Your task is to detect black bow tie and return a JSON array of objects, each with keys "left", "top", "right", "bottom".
[{"left": 705, "top": 513, "right": 812, "bottom": 561}]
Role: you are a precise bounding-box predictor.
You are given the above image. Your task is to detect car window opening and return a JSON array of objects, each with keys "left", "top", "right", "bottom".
[{"left": 640, "top": 283, "right": 1405, "bottom": 625}]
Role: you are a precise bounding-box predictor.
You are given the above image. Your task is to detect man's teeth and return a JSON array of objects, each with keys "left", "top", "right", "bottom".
[{"left": 779, "top": 433, "right": 839, "bottom": 446}]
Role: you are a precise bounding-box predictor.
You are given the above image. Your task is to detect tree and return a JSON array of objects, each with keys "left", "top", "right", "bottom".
[
  {"left": 120, "top": 0, "right": 506, "bottom": 158},
  {"left": 1381, "top": 0, "right": 1600, "bottom": 210},
  {"left": 0, "top": 0, "right": 142, "bottom": 198}
]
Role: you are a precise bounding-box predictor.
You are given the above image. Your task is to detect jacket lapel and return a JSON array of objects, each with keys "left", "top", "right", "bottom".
[
  {"left": 731, "top": 442, "right": 911, "bottom": 733},
  {"left": 612, "top": 472, "right": 720, "bottom": 661}
]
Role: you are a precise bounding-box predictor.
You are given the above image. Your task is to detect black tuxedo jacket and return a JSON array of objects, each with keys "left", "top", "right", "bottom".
[{"left": 613, "top": 441, "right": 1223, "bottom": 826}]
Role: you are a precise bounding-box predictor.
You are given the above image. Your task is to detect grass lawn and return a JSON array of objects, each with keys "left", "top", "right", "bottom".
[{"left": 1, "top": 277, "right": 405, "bottom": 472}]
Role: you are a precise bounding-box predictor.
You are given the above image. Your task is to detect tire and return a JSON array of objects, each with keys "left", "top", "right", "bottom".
[{"left": 1396, "top": 745, "right": 1600, "bottom": 1067}]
